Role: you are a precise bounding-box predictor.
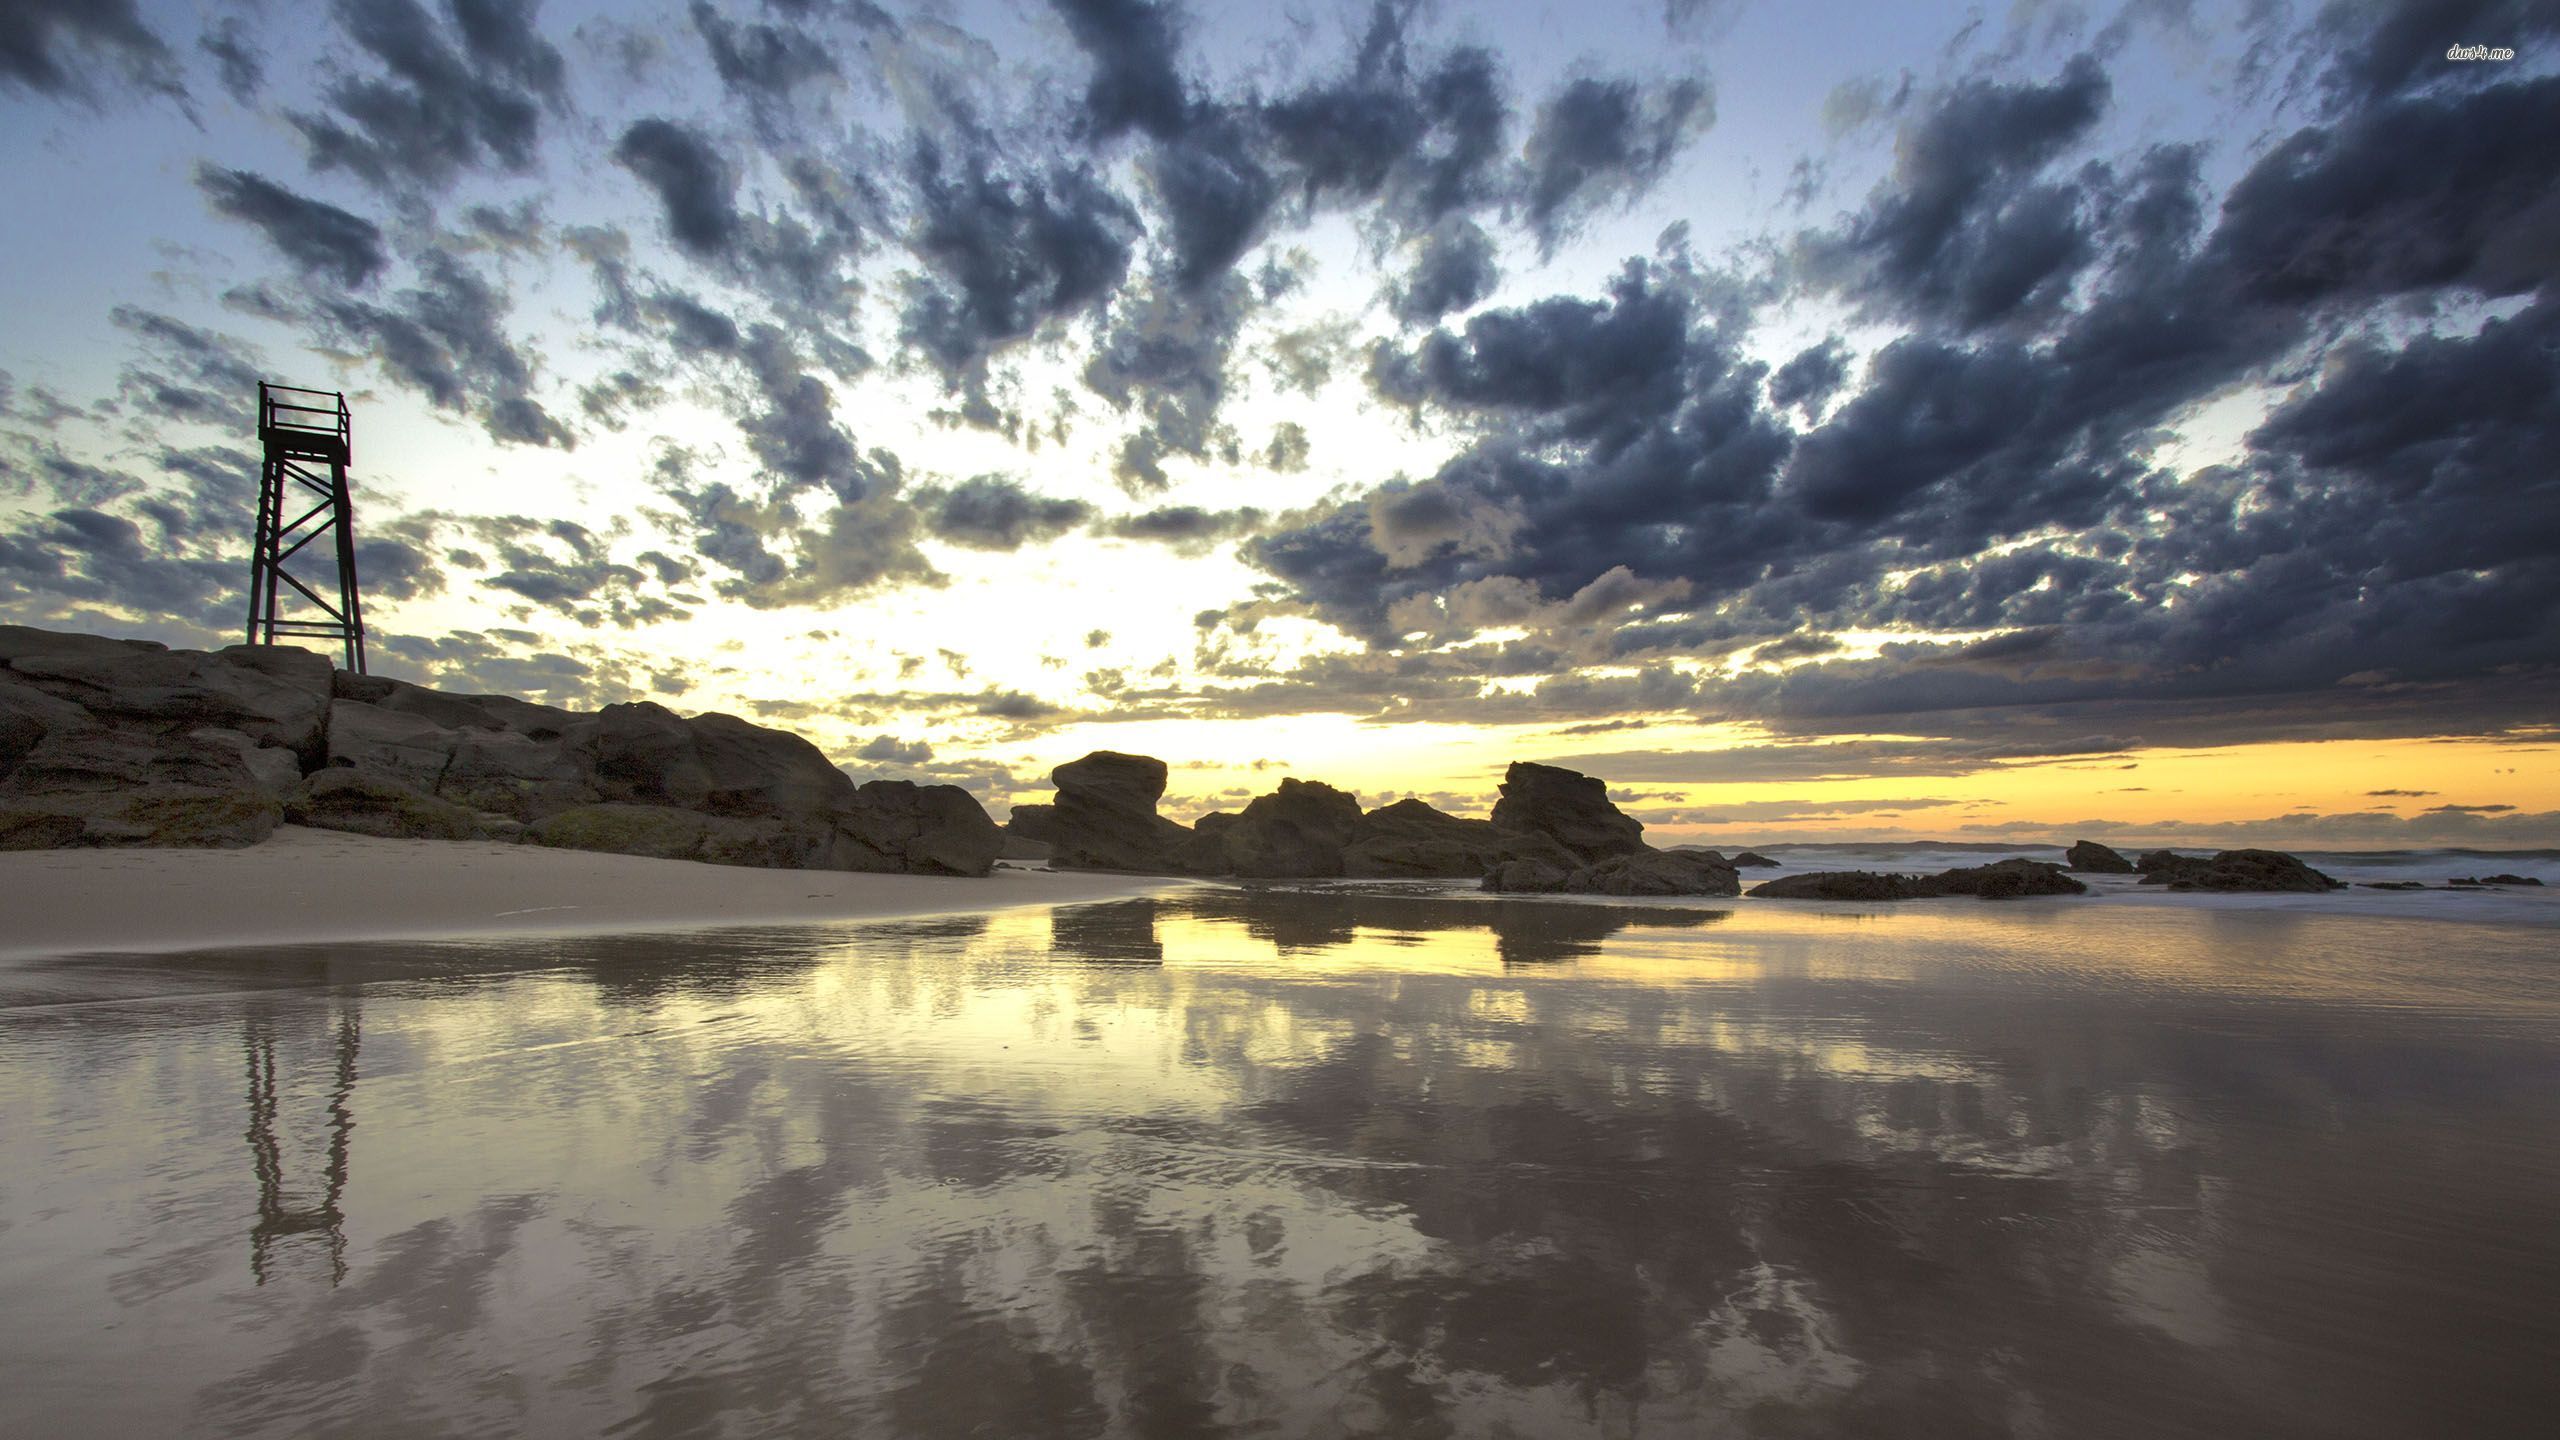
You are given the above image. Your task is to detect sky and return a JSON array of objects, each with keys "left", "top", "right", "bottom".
[{"left": 1, "top": 0, "right": 2555, "bottom": 848}]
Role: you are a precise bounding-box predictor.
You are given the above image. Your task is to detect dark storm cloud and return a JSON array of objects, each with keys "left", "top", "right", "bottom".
[
  {"left": 616, "top": 118, "right": 742, "bottom": 259},
  {"left": 1260, "top": 3, "right": 1509, "bottom": 233},
  {"left": 1389, "top": 218, "right": 1500, "bottom": 325},
  {"left": 196, "top": 167, "right": 388, "bottom": 288},
  {"left": 651, "top": 291, "right": 744, "bottom": 356},
  {"left": 690, "top": 0, "right": 839, "bottom": 105},
  {"left": 198, "top": 17, "right": 261, "bottom": 102},
  {"left": 1083, "top": 273, "right": 1250, "bottom": 491},
  {"left": 317, "top": 248, "right": 575, "bottom": 448},
  {"left": 2311, "top": 0, "right": 2560, "bottom": 108},
  {"left": 1144, "top": 112, "right": 1279, "bottom": 289},
  {"left": 1796, "top": 55, "right": 2109, "bottom": 330},
  {"left": 1096, "top": 504, "right": 1265, "bottom": 555},
  {"left": 1518, "top": 76, "right": 1712, "bottom": 253},
  {"left": 899, "top": 139, "right": 1143, "bottom": 379},
  {"left": 916, "top": 474, "right": 1095, "bottom": 551},
  {"left": 2207, "top": 74, "right": 2560, "bottom": 307},
  {"left": 1051, "top": 0, "right": 1187, "bottom": 142},
  {"left": 292, "top": 0, "right": 568, "bottom": 193},
  {"left": 1766, "top": 338, "right": 1847, "bottom": 415},
  {"left": 111, "top": 307, "right": 264, "bottom": 395},
  {"left": 0, "top": 0, "right": 176, "bottom": 100}
]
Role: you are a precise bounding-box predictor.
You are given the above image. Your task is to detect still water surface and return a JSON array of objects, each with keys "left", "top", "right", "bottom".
[{"left": 3, "top": 887, "right": 2556, "bottom": 1437}]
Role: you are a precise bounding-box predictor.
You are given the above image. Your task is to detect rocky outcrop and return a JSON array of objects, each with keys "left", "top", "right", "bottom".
[
  {"left": 2456, "top": 873, "right": 2543, "bottom": 887},
  {"left": 1044, "top": 751, "right": 1195, "bottom": 873},
  {"left": 1342, "top": 798, "right": 1577, "bottom": 879},
  {"left": 1488, "top": 761, "right": 1646, "bottom": 862},
  {"left": 2136, "top": 848, "right": 2341, "bottom": 892},
  {"left": 2065, "top": 839, "right": 2135, "bottom": 873},
  {"left": 1731, "top": 850, "right": 1780, "bottom": 868},
  {"left": 0, "top": 624, "right": 1002, "bottom": 874},
  {"left": 1562, "top": 849, "right": 1742, "bottom": 897},
  {"left": 1751, "top": 858, "right": 2086, "bottom": 901},
  {"left": 1220, "top": 779, "right": 1363, "bottom": 878},
  {"left": 286, "top": 769, "right": 485, "bottom": 842}
]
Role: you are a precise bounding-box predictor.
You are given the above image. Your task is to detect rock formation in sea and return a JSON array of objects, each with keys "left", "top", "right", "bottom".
[
  {"left": 2065, "top": 839, "right": 2135, "bottom": 873},
  {"left": 1730, "top": 850, "right": 1780, "bottom": 867},
  {"left": 2135, "top": 848, "right": 2342, "bottom": 892},
  {"left": 1016, "top": 753, "right": 1736, "bottom": 895},
  {"left": 1750, "top": 858, "right": 2088, "bottom": 900},
  {"left": 0, "top": 625, "right": 999, "bottom": 875}
]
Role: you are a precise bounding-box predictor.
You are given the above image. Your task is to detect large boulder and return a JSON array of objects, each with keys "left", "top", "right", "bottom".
[
  {"left": 6, "top": 639, "right": 331, "bottom": 761},
  {"left": 1564, "top": 849, "right": 1741, "bottom": 897},
  {"left": 286, "top": 768, "right": 483, "bottom": 841},
  {"left": 1342, "top": 798, "right": 1578, "bottom": 879},
  {"left": 435, "top": 727, "right": 596, "bottom": 819},
  {"left": 829, "top": 780, "right": 1003, "bottom": 877},
  {"left": 2136, "top": 849, "right": 2341, "bottom": 892},
  {"left": 1177, "top": 811, "right": 1238, "bottom": 876},
  {"left": 576, "top": 703, "right": 855, "bottom": 820},
  {"left": 1482, "top": 856, "right": 1574, "bottom": 893},
  {"left": 1045, "top": 751, "right": 1193, "bottom": 873},
  {"left": 526, "top": 803, "right": 829, "bottom": 868},
  {"left": 326, "top": 698, "right": 462, "bottom": 793},
  {"left": 1488, "top": 761, "right": 1645, "bottom": 862},
  {"left": 0, "top": 727, "right": 281, "bottom": 849},
  {"left": 1221, "top": 778, "right": 1363, "bottom": 878},
  {"left": 0, "top": 670, "right": 95, "bottom": 783},
  {"left": 2065, "top": 839, "right": 2135, "bottom": 873}
]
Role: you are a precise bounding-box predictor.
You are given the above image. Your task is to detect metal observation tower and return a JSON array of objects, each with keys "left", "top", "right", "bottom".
[{"left": 245, "top": 382, "right": 368, "bottom": 672}]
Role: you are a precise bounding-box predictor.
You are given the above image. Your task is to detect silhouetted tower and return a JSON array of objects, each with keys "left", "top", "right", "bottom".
[{"left": 246, "top": 382, "right": 367, "bottom": 672}]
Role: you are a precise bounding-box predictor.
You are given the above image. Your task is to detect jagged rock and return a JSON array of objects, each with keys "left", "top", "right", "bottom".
[
  {"left": 1488, "top": 761, "right": 1646, "bottom": 862},
  {"left": 1177, "top": 811, "right": 1237, "bottom": 876},
  {"left": 1751, "top": 858, "right": 2086, "bottom": 901},
  {"left": 1750, "top": 870, "right": 1925, "bottom": 900},
  {"left": 1044, "top": 750, "right": 1193, "bottom": 873},
  {"left": 1562, "top": 849, "right": 1742, "bottom": 897},
  {"left": 829, "top": 780, "right": 1002, "bottom": 877},
  {"left": 188, "top": 727, "right": 304, "bottom": 797},
  {"left": 2066, "top": 839, "right": 2135, "bottom": 873},
  {"left": 0, "top": 726, "right": 280, "bottom": 849},
  {"left": 326, "top": 698, "right": 461, "bottom": 793},
  {"left": 1482, "top": 856, "right": 1574, "bottom": 893},
  {"left": 2137, "top": 849, "right": 2341, "bottom": 892},
  {"left": 0, "top": 626, "right": 170, "bottom": 665},
  {"left": 1731, "top": 850, "right": 1780, "bottom": 867},
  {"left": 1222, "top": 779, "right": 1363, "bottom": 878},
  {"left": 435, "top": 728, "right": 595, "bottom": 819},
  {"left": 1, "top": 670, "right": 94, "bottom": 782},
  {"left": 286, "top": 768, "right": 482, "bottom": 841},
  {"left": 579, "top": 703, "right": 853, "bottom": 821},
  {"left": 6, "top": 640, "right": 331, "bottom": 760},
  {"left": 1930, "top": 859, "right": 2087, "bottom": 897},
  {"left": 1342, "top": 798, "right": 1578, "bottom": 879},
  {"left": 1006, "top": 803, "right": 1060, "bottom": 843},
  {"left": 2462, "top": 873, "right": 2543, "bottom": 886},
  {"left": 2361, "top": 881, "right": 2427, "bottom": 891}
]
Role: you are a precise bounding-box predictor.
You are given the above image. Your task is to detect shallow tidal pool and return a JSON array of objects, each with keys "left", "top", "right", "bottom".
[{"left": 3, "top": 886, "right": 2556, "bottom": 1437}]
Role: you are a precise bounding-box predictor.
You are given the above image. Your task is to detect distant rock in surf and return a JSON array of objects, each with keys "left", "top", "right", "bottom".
[
  {"left": 2136, "top": 848, "right": 2342, "bottom": 892},
  {"left": 1750, "top": 858, "right": 2086, "bottom": 901},
  {"left": 1731, "top": 850, "right": 1780, "bottom": 867},
  {"left": 2455, "top": 873, "right": 2542, "bottom": 887},
  {"left": 2065, "top": 839, "right": 2135, "bottom": 873}
]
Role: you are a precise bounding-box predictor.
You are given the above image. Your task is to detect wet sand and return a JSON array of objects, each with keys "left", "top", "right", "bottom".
[
  {"left": 3, "top": 889, "right": 2556, "bottom": 1436},
  {"left": 0, "top": 825, "right": 1178, "bottom": 959}
]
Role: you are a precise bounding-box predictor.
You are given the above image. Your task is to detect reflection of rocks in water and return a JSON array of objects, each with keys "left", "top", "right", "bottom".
[
  {"left": 1050, "top": 898, "right": 1164, "bottom": 963},
  {"left": 242, "top": 998, "right": 360, "bottom": 1286},
  {"left": 1162, "top": 884, "right": 1729, "bottom": 963}
]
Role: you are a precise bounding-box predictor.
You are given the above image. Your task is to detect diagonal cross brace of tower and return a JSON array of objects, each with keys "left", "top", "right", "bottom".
[{"left": 246, "top": 382, "right": 367, "bottom": 673}]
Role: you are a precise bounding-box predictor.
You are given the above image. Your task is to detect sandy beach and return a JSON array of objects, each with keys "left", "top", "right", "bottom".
[{"left": 0, "top": 826, "right": 1180, "bottom": 960}]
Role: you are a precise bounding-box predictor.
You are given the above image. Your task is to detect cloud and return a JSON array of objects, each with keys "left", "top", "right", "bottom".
[
  {"left": 855, "top": 733, "right": 934, "bottom": 764},
  {"left": 0, "top": 0, "right": 177, "bottom": 102},
  {"left": 917, "top": 474, "right": 1095, "bottom": 551},
  {"left": 690, "top": 0, "right": 840, "bottom": 108},
  {"left": 1519, "top": 76, "right": 1712, "bottom": 253},
  {"left": 1095, "top": 504, "right": 1265, "bottom": 556},
  {"left": 1259, "top": 3, "right": 1510, "bottom": 233},
  {"left": 316, "top": 248, "right": 574, "bottom": 447},
  {"left": 1389, "top": 218, "right": 1501, "bottom": 325},
  {"left": 1051, "top": 0, "right": 1187, "bottom": 142},
  {"left": 292, "top": 0, "right": 567, "bottom": 193},
  {"left": 615, "top": 118, "right": 741, "bottom": 258},
  {"left": 196, "top": 167, "right": 388, "bottom": 288},
  {"left": 899, "top": 138, "right": 1142, "bottom": 379},
  {"left": 1794, "top": 54, "right": 2109, "bottom": 330}
]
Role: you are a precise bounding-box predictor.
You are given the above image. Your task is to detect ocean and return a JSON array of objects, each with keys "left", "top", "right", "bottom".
[{"left": 3, "top": 883, "right": 2555, "bottom": 1436}]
